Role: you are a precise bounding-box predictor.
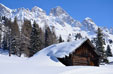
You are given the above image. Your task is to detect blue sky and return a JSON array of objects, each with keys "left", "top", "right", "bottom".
[{"left": 0, "top": 0, "right": 113, "bottom": 28}]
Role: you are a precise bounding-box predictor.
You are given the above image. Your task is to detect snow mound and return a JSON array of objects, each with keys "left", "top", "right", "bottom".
[
  {"left": 1, "top": 52, "right": 113, "bottom": 74},
  {"left": 36, "top": 38, "right": 87, "bottom": 58}
]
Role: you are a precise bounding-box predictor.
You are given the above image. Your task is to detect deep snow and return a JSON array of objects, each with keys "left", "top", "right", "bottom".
[
  {"left": 36, "top": 38, "right": 87, "bottom": 58},
  {"left": 0, "top": 38, "right": 113, "bottom": 74},
  {"left": 0, "top": 46, "right": 113, "bottom": 74},
  {"left": 0, "top": 51, "right": 113, "bottom": 74},
  {"left": 0, "top": 3, "right": 113, "bottom": 74}
]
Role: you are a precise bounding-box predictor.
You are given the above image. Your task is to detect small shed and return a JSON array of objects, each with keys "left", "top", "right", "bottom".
[{"left": 57, "top": 38, "right": 100, "bottom": 66}]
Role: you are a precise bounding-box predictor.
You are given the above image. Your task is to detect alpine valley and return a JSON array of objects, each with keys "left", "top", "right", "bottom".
[
  {"left": 0, "top": 3, "right": 113, "bottom": 54},
  {"left": 0, "top": 3, "right": 113, "bottom": 74}
]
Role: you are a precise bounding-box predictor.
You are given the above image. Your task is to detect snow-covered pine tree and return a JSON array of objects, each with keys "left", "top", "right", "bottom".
[
  {"left": 1, "top": 17, "right": 12, "bottom": 56},
  {"left": 21, "top": 19, "right": 32, "bottom": 57},
  {"left": 2, "top": 34, "right": 8, "bottom": 50},
  {"left": 39, "top": 28, "right": 45, "bottom": 50},
  {"left": 109, "top": 39, "right": 113, "bottom": 44},
  {"left": 75, "top": 33, "right": 82, "bottom": 40},
  {"left": 59, "top": 35, "right": 63, "bottom": 43},
  {"left": 51, "top": 26, "right": 58, "bottom": 44},
  {"left": 45, "top": 25, "right": 58, "bottom": 47},
  {"left": 45, "top": 26, "right": 52, "bottom": 47},
  {"left": 10, "top": 17, "right": 21, "bottom": 56},
  {"left": 96, "top": 28, "right": 108, "bottom": 63},
  {"left": 67, "top": 34, "right": 71, "bottom": 42},
  {"left": 0, "top": 23, "right": 2, "bottom": 48},
  {"left": 106, "top": 45, "right": 112, "bottom": 57},
  {"left": 30, "top": 21, "right": 42, "bottom": 56}
]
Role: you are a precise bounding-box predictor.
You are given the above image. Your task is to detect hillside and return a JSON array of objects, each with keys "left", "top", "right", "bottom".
[{"left": 0, "top": 50, "right": 113, "bottom": 74}]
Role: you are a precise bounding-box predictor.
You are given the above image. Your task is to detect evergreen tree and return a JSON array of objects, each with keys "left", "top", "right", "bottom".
[
  {"left": 21, "top": 19, "right": 32, "bottom": 57},
  {"left": 96, "top": 28, "right": 107, "bottom": 63},
  {"left": 45, "top": 26, "right": 52, "bottom": 47},
  {"left": 39, "top": 28, "right": 45, "bottom": 50},
  {"left": 10, "top": 17, "right": 21, "bottom": 56},
  {"left": 0, "top": 23, "right": 2, "bottom": 48},
  {"left": 59, "top": 35, "right": 63, "bottom": 43},
  {"left": 2, "top": 34, "right": 8, "bottom": 50},
  {"left": 1, "top": 17, "right": 12, "bottom": 56},
  {"left": 96, "top": 28, "right": 105, "bottom": 52},
  {"left": 30, "top": 22, "right": 42, "bottom": 56},
  {"left": 109, "top": 39, "right": 113, "bottom": 44},
  {"left": 106, "top": 45, "right": 112, "bottom": 57},
  {"left": 75, "top": 33, "right": 82, "bottom": 40},
  {"left": 67, "top": 34, "right": 71, "bottom": 42},
  {"left": 51, "top": 27, "right": 58, "bottom": 44},
  {"left": 45, "top": 25, "right": 57, "bottom": 47}
]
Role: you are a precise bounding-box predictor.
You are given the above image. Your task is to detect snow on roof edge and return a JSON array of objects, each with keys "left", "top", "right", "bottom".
[
  {"left": 54, "top": 38, "right": 88, "bottom": 58},
  {"left": 38, "top": 38, "right": 88, "bottom": 58}
]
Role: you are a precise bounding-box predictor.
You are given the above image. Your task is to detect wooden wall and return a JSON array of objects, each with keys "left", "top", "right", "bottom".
[{"left": 58, "top": 41, "right": 99, "bottom": 66}]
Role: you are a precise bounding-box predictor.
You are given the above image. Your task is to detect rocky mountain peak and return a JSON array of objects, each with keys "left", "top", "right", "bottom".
[
  {"left": 50, "top": 6, "right": 68, "bottom": 16},
  {"left": 31, "top": 6, "right": 46, "bottom": 18},
  {"left": 0, "top": 3, "right": 10, "bottom": 10},
  {"left": 84, "top": 17, "right": 95, "bottom": 24},
  {"left": 50, "top": 6, "right": 82, "bottom": 27},
  {"left": 17, "top": 7, "right": 26, "bottom": 12},
  {"left": 0, "top": 3, "right": 12, "bottom": 17},
  {"left": 82, "top": 17, "right": 98, "bottom": 32},
  {"left": 85, "top": 17, "right": 93, "bottom": 21},
  {"left": 31, "top": 6, "right": 46, "bottom": 14}
]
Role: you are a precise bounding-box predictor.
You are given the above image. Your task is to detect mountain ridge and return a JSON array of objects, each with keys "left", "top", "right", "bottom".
[{"left": 0, "top": 3, "right": 113, "bottom": 44}]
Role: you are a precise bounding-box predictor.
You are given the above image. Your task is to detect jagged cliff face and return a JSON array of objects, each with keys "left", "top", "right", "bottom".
[
  {"left": 50, "top": 6, "right": 82, "bottom": 27},
  {"left": 0, "top": 3, "right": 113, "bottom": 43},
  {"left": 0, "top": 3, "right": 12, "bottom": 18},
  {"left": 82, "top": 17, "right": 98, "bottom": 32}
]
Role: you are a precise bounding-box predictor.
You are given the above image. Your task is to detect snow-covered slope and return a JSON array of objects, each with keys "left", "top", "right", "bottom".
[
  {"left": 50, "top": 6, "right": 82, "bottom": 27},
  {"left": 0, "top": 3, "right": 113, "bottom": 51},
  {"left": 0, "top": 3, "right": 113, "bottom": 74},
  {"left": 82, "top": 17, "right": 98, "bottom": 32},
  {"left": 37, "top": 38, "right": 87, "bottom": 58},
  {"left": 0, "top": 50, "right": 113, "bottom": 74},
  {"left": 0, "top": 3, "right": 12, "bottom": 18}
]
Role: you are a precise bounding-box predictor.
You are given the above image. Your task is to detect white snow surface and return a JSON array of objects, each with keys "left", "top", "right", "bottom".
[
  {"left": 0, "top": 52, "right": 113, "bottom": 74},
  {"left": 37, "top": 38, "right": 87, "bottom": 58},
  {"left": 0, "top": 4, "right": 113, "bottom": 74},
  {"left": 108, "top": 57, "right": 113, "bottom": 63}
]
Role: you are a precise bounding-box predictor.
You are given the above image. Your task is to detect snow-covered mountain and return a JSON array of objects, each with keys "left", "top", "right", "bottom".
[
  {"left": 82, "top": 17, "right": 98, "bottom": 32},
  {"left": 0, "top": 3, "right": 113, "bottom": 74},
  {"left": 0, "top": 3, "right": 12, "bottom": 18},
  {"left": 0, "top": 3, "right": 113, "bottom": 49},
  {"left": 50, "top": 6, "right": 81, "bottom": 27}
]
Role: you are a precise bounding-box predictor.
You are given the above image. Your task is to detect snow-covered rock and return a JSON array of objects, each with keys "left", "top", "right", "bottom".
[
  {"left": 0, "top": 3, "right": 12, "bottom": 18},
  {"left": 50, "top": 6, "right": 82, "bottom": 27},
  {"left": 82, "top": 17, "right": 98, "bottom": 32}
]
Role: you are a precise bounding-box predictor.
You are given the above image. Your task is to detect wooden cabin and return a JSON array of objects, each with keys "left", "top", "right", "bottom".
[{"left": 58, "top": 39, "right": 100, "bottom": 66}]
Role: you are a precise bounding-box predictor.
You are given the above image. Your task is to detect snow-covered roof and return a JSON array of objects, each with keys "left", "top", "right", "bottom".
[{"left": 39, "top": 38, "right": 88, "bottom": 58}]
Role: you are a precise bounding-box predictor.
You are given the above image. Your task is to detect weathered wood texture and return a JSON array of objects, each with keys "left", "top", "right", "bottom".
[{"left": 58, "top": 39, "right": 99, "bottom": 66}]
